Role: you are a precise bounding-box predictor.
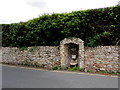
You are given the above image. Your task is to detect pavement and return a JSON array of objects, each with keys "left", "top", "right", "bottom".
[{"left": 2, "top": 65, "right": 119, "bottom": 88}]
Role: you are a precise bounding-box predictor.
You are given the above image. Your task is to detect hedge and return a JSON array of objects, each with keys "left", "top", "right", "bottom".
[{"left": 2, "top": 6, "right": 120, "bottom": 47}]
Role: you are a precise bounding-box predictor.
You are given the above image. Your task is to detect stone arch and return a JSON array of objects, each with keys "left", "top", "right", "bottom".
[{"left": 60, "top": 37, "right": 84, "bottom": 68}]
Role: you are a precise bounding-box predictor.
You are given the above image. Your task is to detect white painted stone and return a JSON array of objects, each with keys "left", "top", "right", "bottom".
[{"left": 100, "top": 68, "right": 106, "bottom": 71}]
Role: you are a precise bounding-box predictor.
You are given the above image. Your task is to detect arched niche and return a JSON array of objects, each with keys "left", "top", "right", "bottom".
[{"left": 60, "top": 37, "right": 84, "bottom": 68}]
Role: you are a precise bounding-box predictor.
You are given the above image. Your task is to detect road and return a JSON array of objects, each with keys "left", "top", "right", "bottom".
[{"left": 2, "top": 65, "right": 119, "bottom": 88}]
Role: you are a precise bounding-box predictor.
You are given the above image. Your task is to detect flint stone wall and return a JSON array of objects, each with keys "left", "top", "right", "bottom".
[
  {"left": 1, "top": 44, "right": 119, "bottom": 72},
  {"left": 1, "top": 46, "right": 60, "bottom": 68},
  {"left": 84, "top": 46, "right": 119, "bottom": 72}
]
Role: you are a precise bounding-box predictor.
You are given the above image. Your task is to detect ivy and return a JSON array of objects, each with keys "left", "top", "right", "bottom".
[{"left": 2, "top": 6, "right": 120, "bottom": 47}]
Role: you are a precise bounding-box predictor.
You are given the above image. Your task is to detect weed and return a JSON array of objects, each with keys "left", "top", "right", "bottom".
[
  {"left": 52, "top": 66, "right": 61, "bottom": 70},
  {"left": 29, "top": 47, "right": 37, "bottom": 52},
  {"left": 70, "top": 66, "right": 80, "bottom": 71},
  {"left": 99, "top": 70, "right": 119, "bottom": 75},
  {"left": 61, "top": 67, "right": 68, "bottom": 70},
  {"left": 79, "top": 68, "right": 85, "bottom": 72},
  {"left": 19, "top": 47, "right": 27, "bottom": 51}
]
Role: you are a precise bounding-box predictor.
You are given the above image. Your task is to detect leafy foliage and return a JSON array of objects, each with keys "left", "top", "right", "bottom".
[
  {"left": 52, "top": 65, "right": 61, "bottom": 70},
  {"left": 70, "top": 66, "right": 80, "bottom": 71},
  {"left": 2, "top": 6, "right": 120, "bottom": 47}
]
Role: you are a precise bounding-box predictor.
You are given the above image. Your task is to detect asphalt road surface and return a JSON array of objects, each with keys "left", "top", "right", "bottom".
[{"left": 2, "top": 65, "right": 119, "bottom": 88}]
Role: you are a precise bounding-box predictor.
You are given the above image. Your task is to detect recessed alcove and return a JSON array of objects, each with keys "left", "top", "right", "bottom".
[
  {"left": 60, "top": 37, "right": 84, "bottom": 68},
  {"left": 64, "top": 43, "right": 79, "bottom": 67}
]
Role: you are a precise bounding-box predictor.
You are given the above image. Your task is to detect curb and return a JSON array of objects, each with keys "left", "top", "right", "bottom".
[{"left": 2, "top": 64, "right": 119, "bottom": 78}]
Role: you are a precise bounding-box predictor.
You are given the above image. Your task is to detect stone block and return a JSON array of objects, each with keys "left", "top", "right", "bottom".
[{"left": 100, "top": 68, "right": 106, "bottom": 71}]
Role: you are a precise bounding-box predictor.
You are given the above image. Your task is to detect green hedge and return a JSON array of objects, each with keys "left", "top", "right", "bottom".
[{"left": 2, "top": 6, "right": 120, "bottom": 47}]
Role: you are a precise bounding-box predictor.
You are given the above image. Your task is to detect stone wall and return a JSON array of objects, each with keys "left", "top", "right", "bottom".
[
  {"left": 84, "top": 46, "right": 119, "bottom": 72},
  {"left": 1, "top": 46, "right": 60, "bottom": 69},
  {"left": 1, "top": 45, "right": 119, "bottom": 72}
]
